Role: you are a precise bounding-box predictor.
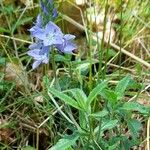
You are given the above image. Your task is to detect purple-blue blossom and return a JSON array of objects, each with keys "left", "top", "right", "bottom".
[
  {"left": 31, "top": 21, "right": 64, "bottom": 46},
  {"left": 35, "top": 14, "right": 42, "bottom": 27},
  {"left": 28, "top": 0, "right": 77, "bottom": 69},
  {"left": 55, "top": 34, "right": 77, "bottom": 54},
  {"left": 28, "top": 41, "right": 50, "bottom": 69},
  {"left": 29, "top": 15, "right": 44, "bottom": 37}
]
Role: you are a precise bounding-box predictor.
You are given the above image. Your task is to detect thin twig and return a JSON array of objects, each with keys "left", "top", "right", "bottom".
[
  {"left": 0, "top": 34, "right": 32, "bottom": 44},
  {"left": 129, "top": 83, "right": 150, "bottom": 102},
  {"left": 38, "top": 105, "right": 64, "bottom": 128}
]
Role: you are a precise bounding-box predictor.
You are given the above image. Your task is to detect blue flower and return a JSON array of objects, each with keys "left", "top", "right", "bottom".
[
  {"left": 31, "top": 21, "right": 63, "bottom": 46},
  {"left": 28, "top": 41, "right": 50, "bottom": 69},
  {"left": 35, "top": 14, "right": 42, "bottom": 27},
  {"left": 29, "top": 15, "right": 44, "bottom": 37},
  {"left": 28, "top": 0, "right": 77, "bottom": 69},
  {"left": 55, "top": 34, "right": 77, "bottom": 54}
]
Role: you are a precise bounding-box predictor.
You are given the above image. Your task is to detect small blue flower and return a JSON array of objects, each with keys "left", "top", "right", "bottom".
[
  {"left": 31, "top": 21, "right": 63, "bottom": 46},
  {"left": 28, "top": 41, "right": 50, "bottom": 69},
  {"left": 28, "top": 0, "right": 77, "bottom": 69},
  {"left": 30, "top": 26, "right": 45, "bottom": 39},
  {"left": 35, "top": 14, "right": 42, "bottom": 27},
  {"left": 55, "top": 34, "right": 77, "bottom": 54},
  {"left": 29, "top": 15, "right": 44, "bottom": 37}
]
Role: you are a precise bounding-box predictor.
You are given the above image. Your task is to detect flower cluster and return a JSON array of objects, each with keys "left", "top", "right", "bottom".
[{"left": 28, "top": 0, "right": 77, "bottom": 69}]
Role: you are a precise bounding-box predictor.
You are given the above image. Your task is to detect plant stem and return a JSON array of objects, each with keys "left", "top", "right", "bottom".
[
  {"left": 98, "top": 0, "right": 109, "bottom": 81},
  {"left": 52, "top": 48, "right": 60, "bottom": 90},
  {"left": 51, "top": 48, "right": 57, "bottom": 80}
]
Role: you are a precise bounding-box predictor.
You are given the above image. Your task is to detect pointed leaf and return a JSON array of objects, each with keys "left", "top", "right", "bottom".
[
  {"left": 49, "top": 88, "right": 81, "bottom": 110},
  {"left": 127, "top": 119, "right": 142, "bottom": 139},
  {"left": 68, "top": 88, "right": 87, "bottom": 110},
  {"left": 101, "top": 119, "right": 118, "bottom": 131},
  {"left": 100, "top": 89, "right": 118, "bottom": 105},
  {"left": 87, "top": 81, "right": 108, "bottom": 105},
  {"left": 94, "top": 119, "right": 118, "bottom": 134},
  {"left": 115, "top": 75, "right": 131, "bottom": 100},
  {"left": 121, "top": 102, "right": 149, "bottom": 114},
  {"left": 49, "top": 133, "right": 79, "bottom": 150},
  {"left": 90, "top": 109, "right": 109, "bottom": 119}
]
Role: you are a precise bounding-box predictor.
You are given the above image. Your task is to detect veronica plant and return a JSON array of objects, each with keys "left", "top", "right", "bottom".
[{"left": 28, "top": 0, "right": 77, "bottom": 69}]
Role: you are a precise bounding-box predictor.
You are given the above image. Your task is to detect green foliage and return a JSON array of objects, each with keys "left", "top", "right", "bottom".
[
  {"left": 0, "top": 0, "right": 149, "bottom": 149},
  {"left": 127, "top": 119, "right": 142, "bottom": 139},
  {"left": 0, "top": 57, "right": 5, "bottom": 66},
  {"left": 90, "top": 109, "right": 109, "bottom": 119},
  {"left": 87, "top": 80, "right": 108, "bottom": 105},
  {"left": 121, "top": 102, "right": 149, "bottom": 114},
  {"left": 21, "top": 146, "right": 36, "bottom": 150},
  {"left": 49, "top": 133, "right": 79, "bottom": 150},
  {"left": 49, "top": 87, "right": 82, "bottom": 110},
  {"left": 48, "top": 76, "right": 149, "bottom": 149},
  {"left": 115, "top": 75, "right": 132, "bottom": 100},
  {"left": 12, "top": 17, "right": 33, "bottom": 32}
]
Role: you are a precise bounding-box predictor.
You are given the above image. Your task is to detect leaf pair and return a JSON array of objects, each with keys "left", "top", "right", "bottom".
[{"left": 48, "top": 80, "right": 108, "bottom": 112}]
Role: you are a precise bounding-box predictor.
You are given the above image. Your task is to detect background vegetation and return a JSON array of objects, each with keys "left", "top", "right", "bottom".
[{"left": 0, "top": 0, "right": 150, "bottom": 149}]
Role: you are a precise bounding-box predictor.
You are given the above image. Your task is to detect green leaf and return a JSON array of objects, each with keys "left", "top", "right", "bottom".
[
  {"left": 0, "top": 57, "right": 5, "bottom": 66},
  {"left": 49, "top": 133, "right": 79, "bottom": 150},
  {"left": 87, "top": 81, "right": 108, "bottom": 105},
  {"left": 127, "top": 79, "right": 141, "bottom": 90},
  {"left": 0, "top": 5, "right": 14, "bottom": 14},
  {"left": 49, "top": 88, "right": 82, "bottom": 110},
  {"left": 90, "top": 109, "right": 109, "bottom": 119},
  {"left": 79, "top": 111, "right": 87, "bottom": 129},
  {"left": 101, "top": 119, "right": 118, "bottom": 131},
  {"left": 94, "top": 119, "right": 118, "bottom": 134},
  {"left": 115, "top": 75, "right": 131, "bottom": 100},
  {"left": 127, "top": 119, "right": 142, "bottom": 139},
  {"left": 54, "top": 54, "right": 70, "bottom": 62},
  {"left": 107, "top": 48, "right": 117, "bottom": 59},
  {"left": 121, "top": 102, "right": 149, "bottom": 114},
  {"left": 0, "top": 27, "right": 10, "bottom": 33},
  {"left": 68, "top": 88, "right": 87, "bottom": 110},
  {"left": 100, "top": 89, "right": 118, "bottom": 105},
  {"left": 108, "top": 143, "right": 119, "bottom": 150},
  {"left": 21, "top": 146, "right": 36, "bottom": 150}
]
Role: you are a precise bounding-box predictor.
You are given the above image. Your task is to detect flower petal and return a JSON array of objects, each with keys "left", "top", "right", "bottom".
[
  {"left": 30, "top": 26, "right": 45, "bottom": 39},
  {"left": 63, "top": 42, "right": 77, "bottom": 53},
  {"left": 45, "top": 21, "right": 62, "bottom": 34},
  {"left": 64, "top": 34, "right": 76, "bottom": 41},
  {"left": 35, "top": 14, "right": 42, "bottom": 27},
  {"left": 32, "top": 60, "right": 42, "bottom": 69}
]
